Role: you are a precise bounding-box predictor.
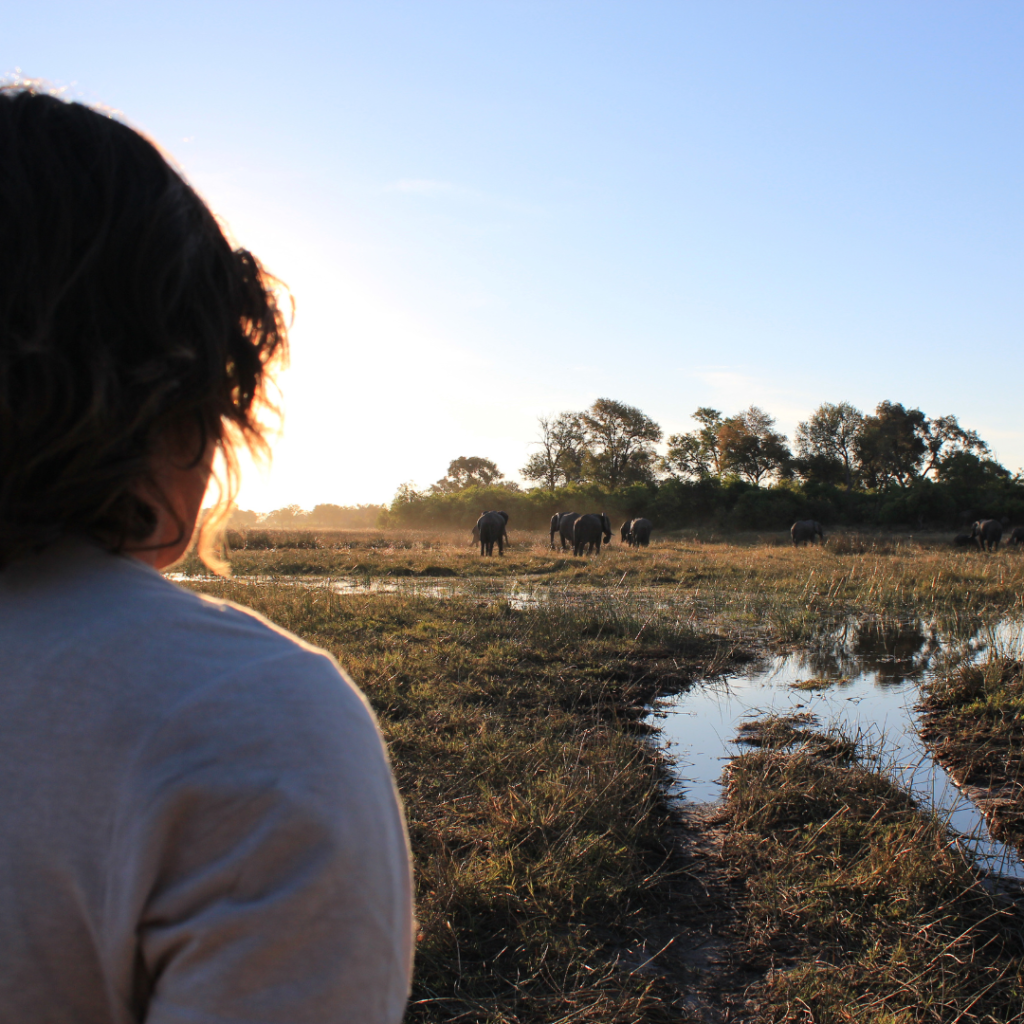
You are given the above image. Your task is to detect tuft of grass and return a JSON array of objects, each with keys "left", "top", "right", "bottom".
[
  {"left": 723, "top": 715, "right": 1024, "bottom": 1023},
  {"left": 923, "top": 657, "right": 1024, "bottom": 851},
  {"left": 182, "top": 579, "right": 730, "bottom": 1022}
]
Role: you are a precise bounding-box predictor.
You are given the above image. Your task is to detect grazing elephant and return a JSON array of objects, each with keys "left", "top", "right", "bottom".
[
  {"left": 1009, "top": 527, "right": 1024, "bottom": 546},
  {"left": 475, "top": 510, "right": 509, "bottom": 556},
  {"left": 573, "top": 512, "right": 612, "bottom": 556},
  {"left": 972, "top": 519, "right": 1002, "bottom": 552},
  {"left": 791, "top": 520, "right": 824, "bottom": 546},
  {"left": 550, "top": 512, "right": 579, "bottom": 551},
  {"left": 626, "top": 517, "right": 653, "bottom": 548},
  {"left": 952, "top": 533, "right": 976, "bottom": 548}
]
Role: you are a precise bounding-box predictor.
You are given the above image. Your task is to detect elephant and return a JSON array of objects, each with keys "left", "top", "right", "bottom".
[
  {"left": 625, "top": 517, "right": 653, "bottom": 548},
  {"left": 952, "top": 533, "right": 976, "bottom": 547},
  {"left": 1009, "top": 527, "right": 1024, "bottom": 546},
  {"left": 791, "top": 520, "right": 824, "bottom": 546},
  {"left": 573, "top": 512, "right": 612, "bottom": 556},
  {"left": 972, "top": 519, "right": 1002, "bottom": 552},
  {"left": 550, "top": 512, "right": 579, "bottom": 551},
  {"left": 474, "top": 510, "right": 509, "bottom": 556},
  {"left": 619, "top": 520, "right": 632, "bottom": 544}
]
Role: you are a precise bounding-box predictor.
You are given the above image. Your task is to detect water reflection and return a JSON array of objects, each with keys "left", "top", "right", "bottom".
[
  {"left": 787, "top": 618, "right": 943, "bottom": 687},
  {"left": 656, "top": 612, "right": 1024, "bottom": 879}
]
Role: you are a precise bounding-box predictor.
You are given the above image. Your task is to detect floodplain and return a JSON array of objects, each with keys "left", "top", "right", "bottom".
[{"left": 178, "top": 528, "right": 1024, "bottom": 1022}]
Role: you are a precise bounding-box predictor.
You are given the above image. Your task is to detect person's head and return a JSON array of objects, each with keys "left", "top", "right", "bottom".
[{"left": 0, "top": 85, "right": 288, "bottom": 572}]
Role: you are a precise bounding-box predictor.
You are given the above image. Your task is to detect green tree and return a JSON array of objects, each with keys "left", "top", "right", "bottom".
[
  {"left": 521, "top": 413, "right": 587, "bottom": 488},
  {"left": 432, "top": 456, "right": 504, "bottom": 494},
  {"left": 935, "top": 451, "right": 1010, "bottom": 490},
  {"left": 718, "top": 406, "right": 791, "bottom": 485},
  {"left": 794, "top": 401, "right": 863, "bottom": 487},
  {"left": 580, "top": 398, "right": 662, "bottom": 489},
  {"left": 921, "top": 414, "right": 989, "bottom": 478},
  {"left": 663, "top": 407, "right": 724, "bottom": 480},
  {"left": 854, "top": 402, "right": 927, "bottom": 488}
]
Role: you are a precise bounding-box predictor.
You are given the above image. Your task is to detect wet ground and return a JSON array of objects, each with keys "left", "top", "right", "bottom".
[
  {"left": 658, "top": 613, "right": 1024, "bottom": 879},
  {"left": 172, "top": 571, "right": 1024, "bottom": 879}
]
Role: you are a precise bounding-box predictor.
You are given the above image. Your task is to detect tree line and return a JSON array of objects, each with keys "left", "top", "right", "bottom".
[
  {"left": 232, "top": 398, "right": 1020, "bottom": 534},
  {"left": 386, "top": 397, "right": 1023, "bottom": 533},
  {"left": 520, "top": 397, "right": 1005, "bottom": 494}
]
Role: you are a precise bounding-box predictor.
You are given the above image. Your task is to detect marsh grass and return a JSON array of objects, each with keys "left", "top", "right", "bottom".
[
  {"left": 724, "top": 715, "right": 1024, "bottom": 1023},
  {"left": 181, "top": 579, "right": 736, "bottom": 1022},
  {"left": 180, "top": 531, "right": 1024, "bottom": 633},
  {"left": 174, "top": 535, "right": 1024, "bottom": 1020},
  {"left": 924, "top": 657, "right": 1024, "bottom": 851}
]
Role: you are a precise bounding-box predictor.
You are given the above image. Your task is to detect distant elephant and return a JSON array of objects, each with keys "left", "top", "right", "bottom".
[
  {"left": 619, "top": 520, "right": 632, "bottom": 544},
  {"left": 550, "top": 512, "right": 579, "bottom": 551},
  {"left": 626, "top": 517, "right": 653, "bottom": 548},
  {"left": 1009, "top": 527, "right": 1024, "bottom": 546},
  {"left": 573, "top": 512, "right": 612, "bottom": 556},
  {"left": 952, "top": 533, "right": 976, "bottom": 547},
  {"left": 475, "top": 510, "right": 509, "bottom": 556},
  {"left": 791, "top": 520, "right": 824, "bottom": 546},
  {"left": 972, "top": 519, "right": 1002, "bottom": 552}
]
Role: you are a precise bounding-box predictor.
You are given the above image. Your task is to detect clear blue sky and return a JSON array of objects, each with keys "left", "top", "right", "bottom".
[{"left": 6, "top": 2, "right": 1023, "bottom": 508}]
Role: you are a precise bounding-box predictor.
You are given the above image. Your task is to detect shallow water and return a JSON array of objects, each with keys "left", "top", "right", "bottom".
[
  {"left": 658, "top": 614, "right": 1024, "bottom": 879},
  {"left": 170, "top": 571, "right": 1024, "bottom": 878}
]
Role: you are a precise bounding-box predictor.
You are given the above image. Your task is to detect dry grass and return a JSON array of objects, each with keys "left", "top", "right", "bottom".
[
  {"left": 180, "top": 579, "right": 736, "bottom": 1022},
  {"left": 179, "top": 530, "right": 1024, "bottom": 650},
  {"left": 172, "top": 535, "right": 1024, "bottom": 1021},
  {"left": 923, "top": 658, "right": 1024, "bottom": 852},
  {"left": 724, "top": 716, "right": 1024, "bottom": 1023}
]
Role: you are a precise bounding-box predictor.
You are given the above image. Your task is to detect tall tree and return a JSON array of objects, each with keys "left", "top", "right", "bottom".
[
  {"left": 794, "top": 401, "right": 863, "bottom": 487},
  {"left": 663, "top": 407, "right": 724, "bottom": 480},
  {"left": 521, "top": 413, "right": 587, "bottom": 489},
  {"left": 920, "top": 414, "right": 989, "bottom": 478},
  {"left": 432, "top": 456, "right": 504, "bottom": 493},
  {"left": 580, "top": 398, "right": 662, "bottom": 489},
  {"left": 853, "top": 402, "right": 927, "bottom": 488},
  {"left": 718, "top": 406, "right": 791, "bottom": 484}
]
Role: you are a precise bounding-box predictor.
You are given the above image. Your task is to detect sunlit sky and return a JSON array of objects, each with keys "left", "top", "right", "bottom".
[{"left": 6, "top": 2, "right": 1023, "bottom": 510}]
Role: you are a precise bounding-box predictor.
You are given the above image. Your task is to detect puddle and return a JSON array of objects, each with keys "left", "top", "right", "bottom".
[{"left": 657, "top": 614, "right": 1024, "bottom": 879}]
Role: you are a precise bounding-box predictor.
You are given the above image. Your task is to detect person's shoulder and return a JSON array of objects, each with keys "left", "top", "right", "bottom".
[{"left": 104, "top": 555, "right": 334, "bottom": 679}]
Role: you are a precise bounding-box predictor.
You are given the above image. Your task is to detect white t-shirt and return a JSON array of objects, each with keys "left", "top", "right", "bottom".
[{"left": 0, "top": 540, "right": 413, "bottom": 1023}]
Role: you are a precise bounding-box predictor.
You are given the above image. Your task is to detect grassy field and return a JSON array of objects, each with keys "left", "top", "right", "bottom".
[
  {"left": 724, "top": 716, "right": 1024, "bottom": 1023},
  {"left": 181, "top": 579, "right": 736, "bottom": 1022},
  {"left": 177, "top": 531, "right": 1024, "bottom": 1021},
  {"left": 184, "top": 527, "right": 1024, "bottom": 636}
]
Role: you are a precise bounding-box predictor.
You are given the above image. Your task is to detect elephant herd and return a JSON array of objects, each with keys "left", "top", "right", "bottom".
[
  {"left": 472, "top": 512, "right": 1024, "bottom": 557},
  {"left": 953, "top": 520, "right": 1024, "bottom": 552},
  {"left": 470, "top": 510, "right": 654, "bottom": 556},
  {"left": 550, "top": 512, "right": 653, "bottom": 555},
  {"left": 791, "top": 517, "right": 1024, "bottom": 552}
]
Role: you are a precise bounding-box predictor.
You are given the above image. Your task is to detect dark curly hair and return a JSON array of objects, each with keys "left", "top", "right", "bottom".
[{"left": 0, "top": 85, "right": 288, "bottom": 571}]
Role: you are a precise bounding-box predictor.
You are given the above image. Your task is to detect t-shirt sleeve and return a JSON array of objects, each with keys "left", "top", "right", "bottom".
[{"left": 118, "top": 648, "right": 413, "bottom": 1024}]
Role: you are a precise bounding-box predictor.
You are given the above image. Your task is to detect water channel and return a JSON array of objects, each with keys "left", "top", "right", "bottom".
[
  {"left": 173, "top": 572, "right": 1024, "bottom": 879},
  {"left": 657, "top": 613, "right": 1024, "bottom": 880}
]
